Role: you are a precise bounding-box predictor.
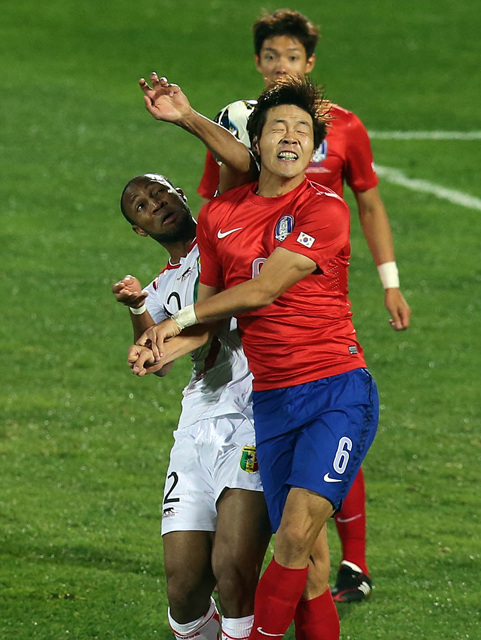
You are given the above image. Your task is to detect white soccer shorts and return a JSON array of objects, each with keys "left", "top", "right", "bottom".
[{"left": 161, "top": 414, "right": 263, "bottom": 535}]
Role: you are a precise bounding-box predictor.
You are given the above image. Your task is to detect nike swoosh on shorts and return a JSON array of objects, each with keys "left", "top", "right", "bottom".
[{"left": 323, "top": 473, "right": 342, "bottom": 483}]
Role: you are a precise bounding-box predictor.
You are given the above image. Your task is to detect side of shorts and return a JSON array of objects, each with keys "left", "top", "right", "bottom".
[
  {"left": 253, "top": 368, "right": 379, "bottom": 531},
  {"left": 161, "top": 413, "right": 263, "bottom": 535}
]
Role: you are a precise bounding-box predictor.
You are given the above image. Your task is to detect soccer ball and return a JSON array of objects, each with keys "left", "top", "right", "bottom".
[{"left": 214, "top": 99, "right": 257, "bottom": 149}]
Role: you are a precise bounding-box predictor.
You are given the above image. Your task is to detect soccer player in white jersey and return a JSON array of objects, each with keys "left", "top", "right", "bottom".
[{"left": 112, "top": 173, "right": 271, "bottom": 640}]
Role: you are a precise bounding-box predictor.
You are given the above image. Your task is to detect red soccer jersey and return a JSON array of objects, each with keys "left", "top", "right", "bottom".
[
  {"left": 197, "top": 103, "right": 378, "bottom": 200},
  {"left": 197, "top": 179, "right": 366, "bottom": 391}
]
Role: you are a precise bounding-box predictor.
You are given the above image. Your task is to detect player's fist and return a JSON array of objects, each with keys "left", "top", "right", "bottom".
[
  {"left": 112, "top": 275, "right": 148, "bottom": 309},
  {"left": 128, "top": 344, "right": 158, "bottom": 376},
  {"left": 136, "top": 318, "right": 182, "bottom": 361}
]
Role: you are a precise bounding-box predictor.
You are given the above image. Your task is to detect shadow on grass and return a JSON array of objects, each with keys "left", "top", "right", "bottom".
[{"left": 4, "top": 540, "right": 163, "bottom": 576}]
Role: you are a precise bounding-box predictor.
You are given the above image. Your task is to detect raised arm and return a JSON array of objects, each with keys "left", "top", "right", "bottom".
[
  {"left": 112, "top": 274, "right": 175, "bottom": 376},
  {"left": 139, "top": 73, "right": 256, "bottom": 184},
  {"left": 112, "top": 274, "right": 154, "bottom": 342}
]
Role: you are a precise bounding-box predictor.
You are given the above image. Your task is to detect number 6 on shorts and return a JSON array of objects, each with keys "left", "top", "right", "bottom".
[{"left": 333, "top": 437, "right": 353, "bottom": 475}]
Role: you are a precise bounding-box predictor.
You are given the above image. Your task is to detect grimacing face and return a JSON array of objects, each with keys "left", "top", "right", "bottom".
[
  {"left": 254, "top": 35, "right": 315, "bottom": 87},
  {"left": 122, "top": 175, "right": 194, "bottom": 244},
  {"left": 255, "top": 104, "right": 315, "bottom": 185}
]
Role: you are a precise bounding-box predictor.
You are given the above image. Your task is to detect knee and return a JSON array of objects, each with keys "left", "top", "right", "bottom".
[
  {"left": 275, "top": 521, "right": 316, "bottom": 566},
  {"left": 166, "top": 575, "right": 193, "bottom": 613},
  {"left": 213, "top": 564, "right": 259, "bottom": 616},
  {"left": 166, "top": 573, "right": 214, "bottom": 621}
]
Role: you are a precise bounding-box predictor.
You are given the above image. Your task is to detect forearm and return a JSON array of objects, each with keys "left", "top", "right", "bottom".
[
  {"left": 177, "top": 110, "right": 253, "bottom": 175},
  {"left": 193, "top": 278, "right": 281, "bottom": 325},
  {"left": 354, "top": 189, "right": 410, "bottom": 328},
  {"left": 129, "top": 307, "right": 155, "bottom": 342},
  {"left": 132, "top": 320, "right": 221, "bottom": 376},
  {"left": 357, "top": 198, "right": 396, "bottom": 266},
  {"left": 159, "top": 323, "right": 217, "bottom": 364},
  {"left": 186, "top": 248, "right": 315, "bottom": 325}
]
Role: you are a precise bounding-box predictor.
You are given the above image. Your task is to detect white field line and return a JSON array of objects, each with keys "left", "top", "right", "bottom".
[
  {"left": 369, "top": 131, "right": 481, "bottom": 140},
  {"left": 375, "top": 165, "right": 481, "bottom": 211}
]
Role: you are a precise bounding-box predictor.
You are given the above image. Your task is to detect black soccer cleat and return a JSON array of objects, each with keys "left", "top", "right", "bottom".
[{"left": 331, "top": 563, "right": 372, "bottom": 603}]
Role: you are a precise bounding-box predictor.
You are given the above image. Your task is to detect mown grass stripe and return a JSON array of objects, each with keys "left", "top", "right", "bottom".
[
  {"left": 376, "top": 164, "right": 481, "bottom": 211},
  {"left": 369, "top": 131, "right": 481, "bottom": 140}
]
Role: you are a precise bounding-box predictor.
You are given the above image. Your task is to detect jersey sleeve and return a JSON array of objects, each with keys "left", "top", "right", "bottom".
[
  {"left": 344, "top": 113, "right": 379, "bottom": 193},
  {"left": 279, "top": 193, "right": 350, "bottom": 272},
  {"left": 143, "top": 277, "right": 169, "bottom": 324},
  {"left": 197, "top": 150, "right": 221, "bottom": 200},
  {"left": 197, "top": 204, "right": 224, "bottom": 289}
]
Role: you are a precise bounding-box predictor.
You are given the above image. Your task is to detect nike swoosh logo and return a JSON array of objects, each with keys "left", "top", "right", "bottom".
[
  {"left": 323, "top": 473, "right": 342, "bottom": 483},
  {"left": 217, "top": 227, "right": 242, "bottom": 238},
  {"left": 257, "top": 629, "right": 284, "bottom": 637},
  {"left": 336, "top": 514, "right": 362, "bottom": 523}
]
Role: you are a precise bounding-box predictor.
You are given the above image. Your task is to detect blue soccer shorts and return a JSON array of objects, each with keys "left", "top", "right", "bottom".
[{"left": 252, "top": 368, "right": 379, "bottom": 531}]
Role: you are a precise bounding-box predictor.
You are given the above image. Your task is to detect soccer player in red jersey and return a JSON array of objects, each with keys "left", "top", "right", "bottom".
[
  {"left": 197, "top": 9, "right": 411, "bottom": 601},
  {"left": 129, "top": 74, "right": 379, "bottom": 639}
]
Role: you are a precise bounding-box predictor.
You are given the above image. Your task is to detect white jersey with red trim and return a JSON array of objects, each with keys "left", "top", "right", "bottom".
[{"left": 144, "top": 240, "right": 253, "bottom": 428}]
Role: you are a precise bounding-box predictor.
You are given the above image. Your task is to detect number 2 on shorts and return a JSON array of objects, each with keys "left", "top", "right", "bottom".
[{"left": 164, "top": 471, "right": 180, "bottom": 504}]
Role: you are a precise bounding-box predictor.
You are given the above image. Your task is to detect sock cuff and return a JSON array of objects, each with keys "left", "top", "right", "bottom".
[
  {"left": 168, "top": 597, "right": 219, "bottom": 637},
  {"left": 272, "top": 557, "right": 309, "bottom": 575},
  {"left": 221, "top": 614, "right": 254, "bottom": 639}
]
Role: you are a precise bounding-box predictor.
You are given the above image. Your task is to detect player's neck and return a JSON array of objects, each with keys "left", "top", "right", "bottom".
[
  {"left": 256, "top": 172, "right": 306, "bottom": 198},
  {"left": 164, "top": 236, "right": 196, "bottom": 265}
]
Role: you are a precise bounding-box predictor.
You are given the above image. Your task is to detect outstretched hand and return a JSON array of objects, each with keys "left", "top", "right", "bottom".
[{"left": 139, "top": 72, "right": 192, "bottom": 123}]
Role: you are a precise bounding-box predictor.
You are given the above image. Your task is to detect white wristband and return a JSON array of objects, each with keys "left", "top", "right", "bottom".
[
  {"left": 129, "top": 303, "right": 147, "bottom": 315},
  {"left": 171, "top": 304, "right": 199, "bottom": 329},
  {"left": 377, "top": 262, "right": 400, "bottom": 289}
]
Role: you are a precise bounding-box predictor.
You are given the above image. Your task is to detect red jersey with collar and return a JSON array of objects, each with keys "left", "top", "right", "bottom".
[
  {"left": 197, "top": 179, "right": 366, "bottom": 391},
  {"left": 197, "top": 103, "right": 378, "bottom": 199}
]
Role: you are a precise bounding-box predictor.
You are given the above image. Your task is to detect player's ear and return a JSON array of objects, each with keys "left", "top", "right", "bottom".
[
  {"left": 132, "top": 225, "right": 148, "bottom": 238},
  {"left": 306, "top": 53, "right": 316, "bottom": 74},
  {"left": 176, "top": 188, "right": 188, "bottom": 202},
  {"left": 254, "top": 54, "right": 262, "bottom": 74},
  {"left": 252, "top": 135, "right": 260, "bottom": 157}
]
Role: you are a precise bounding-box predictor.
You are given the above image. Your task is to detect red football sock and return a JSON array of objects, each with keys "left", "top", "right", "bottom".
[
  {"left": 294, "top": 589, "right": 340, "bottom": 640},
  {"left": 334, "top": 468, "right": 368, "bottom": 575},
  {"left": 249, "top": 558, "right": 308, "bottom": 640}
]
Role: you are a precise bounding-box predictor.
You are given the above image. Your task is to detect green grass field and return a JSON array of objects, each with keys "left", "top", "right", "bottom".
[{"left": 2, "top": 1, "right": 480, "bottom": 638}]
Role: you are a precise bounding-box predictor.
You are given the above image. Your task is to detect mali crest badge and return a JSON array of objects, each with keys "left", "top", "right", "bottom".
[{"left": 240, "top": 446, "right": 259, "bottom": 473}]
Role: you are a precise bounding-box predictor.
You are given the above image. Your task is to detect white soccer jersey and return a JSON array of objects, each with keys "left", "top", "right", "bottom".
[{"left": 144, "top": 240, "right": 254, "bottom": 428}]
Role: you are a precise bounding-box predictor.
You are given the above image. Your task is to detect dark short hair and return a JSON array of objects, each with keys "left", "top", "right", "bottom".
[
  {"left": 247, "top": 76, "right": 331, "bottom": 151},
  {"left": 252, "top": 9, "right": 320, "bottom": 58},
  {"left": 120, "top": 173, "right": 176, "bottom": 225}
]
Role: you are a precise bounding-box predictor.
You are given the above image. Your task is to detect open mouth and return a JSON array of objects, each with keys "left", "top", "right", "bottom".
[
  {"left": 277, "top": 151, "right": 299, "bottom": 161},
  {"left": 161, "top": 209, "right": 178, "bottom": 225}
]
